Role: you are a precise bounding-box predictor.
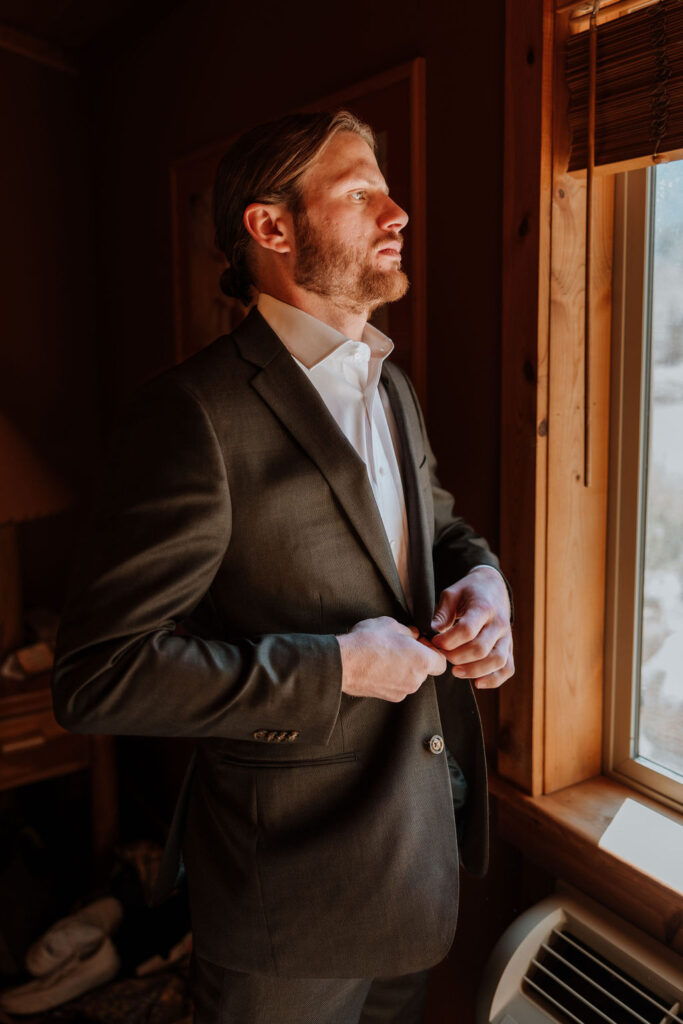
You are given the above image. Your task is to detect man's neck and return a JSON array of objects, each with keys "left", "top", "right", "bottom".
[{"left": 259, "top": 283, "right": 369, "bottom": 343}]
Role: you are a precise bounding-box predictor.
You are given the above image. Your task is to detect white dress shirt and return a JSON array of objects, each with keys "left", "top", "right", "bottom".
[{"left": 257, "top": 293, "right": 411, "bottom": 606}]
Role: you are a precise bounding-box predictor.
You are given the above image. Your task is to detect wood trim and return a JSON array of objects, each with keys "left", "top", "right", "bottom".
[
  {"left": 491, "top": 772, "right": 683, "bottom": 953},
  {"left": 556, "top": 0, "right": 657, "bottom": 20},
  {"left": 500, "top": 2, "right": 614, "bottom": 795},
  {"left": 568, "top": 148, "right": 683, "bottom": 177},
  {"left": 498, "top": 0, "right": 554, "bottom": 794},
  {"left": 0, "top": 24, "right": 77, "bottom": 75},
  {"left": 543, "top": 9, "right": 613, "bottom": 792}
]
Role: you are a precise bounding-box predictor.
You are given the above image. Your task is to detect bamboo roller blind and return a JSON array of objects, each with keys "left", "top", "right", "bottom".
[{"left": 567, "top": 0, "right": 683, "bottom": 170}]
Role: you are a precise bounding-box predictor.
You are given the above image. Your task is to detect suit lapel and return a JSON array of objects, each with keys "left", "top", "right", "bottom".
[
  {"left": 234, "top": 311, "right": 408, "bottom": 614},
  {"left": 380, "top": 364, "right": 436, "bottom": 633}
]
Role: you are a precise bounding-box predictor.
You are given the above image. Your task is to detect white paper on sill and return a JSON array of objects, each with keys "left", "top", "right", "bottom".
[{"left": 598, "top": 798, "right": 683, "bottom": 895}]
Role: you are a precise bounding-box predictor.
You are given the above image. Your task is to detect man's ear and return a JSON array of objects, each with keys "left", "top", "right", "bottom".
[{"left": 243, "top": 203, "right": 293, "bottom": 254}]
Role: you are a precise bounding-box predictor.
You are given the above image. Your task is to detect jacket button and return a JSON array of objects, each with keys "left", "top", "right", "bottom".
[{"left": 427, "top": 734, "right": 445, "bottom": 755}]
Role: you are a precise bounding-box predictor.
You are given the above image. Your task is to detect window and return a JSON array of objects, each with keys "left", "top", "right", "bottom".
[
  {"left": 500, "top": 1, "right": 683, "bottom": 804},
  {"left": 606, "top": 160, "right": 683, "bottom": 811}
]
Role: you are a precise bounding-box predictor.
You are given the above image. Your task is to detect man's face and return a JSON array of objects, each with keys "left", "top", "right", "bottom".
[{"left": 291, "top": 132, "right": 409, "bottom": 315}]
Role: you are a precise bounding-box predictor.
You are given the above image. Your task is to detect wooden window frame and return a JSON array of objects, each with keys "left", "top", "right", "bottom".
[
  {"left": 605, "top": 166, "right": 683, "bottom": 812},
  {"left": 497, "top": 0, "right": 683, "bottom": 953}
]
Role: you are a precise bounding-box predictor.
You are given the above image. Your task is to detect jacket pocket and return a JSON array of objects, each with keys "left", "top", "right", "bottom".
[{"left": 218, "top": 751, "right": 358, "bottom": 770}]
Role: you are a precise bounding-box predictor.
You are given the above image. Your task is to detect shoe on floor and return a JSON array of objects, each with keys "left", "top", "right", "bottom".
[
  {"left": 25, "top": 897, "right": 123, "bottom": 977},
  {"left": 0, "top": 937, "right": 120, "bottom": 1015}
]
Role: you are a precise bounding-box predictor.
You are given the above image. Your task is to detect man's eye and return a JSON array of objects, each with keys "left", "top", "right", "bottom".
[{"left": 350, "top": 190, "right": 367, "bottom": 201}]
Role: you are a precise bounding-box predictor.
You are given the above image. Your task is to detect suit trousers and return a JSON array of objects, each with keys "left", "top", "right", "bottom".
[{"left": 191, "top": 954, "right": 429, "bottom": 1024}]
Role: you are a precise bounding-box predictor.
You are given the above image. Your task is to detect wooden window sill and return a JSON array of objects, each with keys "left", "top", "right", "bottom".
[{"left": 489, "top": 772, "right": 683, "bottom": 954}]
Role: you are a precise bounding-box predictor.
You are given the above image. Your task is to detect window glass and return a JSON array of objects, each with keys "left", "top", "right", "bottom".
[{"left": 638, "top": 161, "right": 683, "bottom": 778}]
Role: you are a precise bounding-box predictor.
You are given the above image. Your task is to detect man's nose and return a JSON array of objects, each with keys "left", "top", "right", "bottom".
[{"left": 378, "top": 197, "right": 409, "bottom": 232}]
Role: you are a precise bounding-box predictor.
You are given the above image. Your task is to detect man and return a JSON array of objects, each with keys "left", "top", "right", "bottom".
[{"left": 53, "top": 110, "right": 513, "bottom": 1023}]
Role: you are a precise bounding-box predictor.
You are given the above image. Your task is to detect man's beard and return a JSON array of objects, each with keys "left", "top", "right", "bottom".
[{"left": 292, "top": 209, "right": 409, "bottom": 314}]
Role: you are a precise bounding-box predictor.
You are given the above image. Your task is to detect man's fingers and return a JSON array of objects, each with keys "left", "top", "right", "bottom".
[
  {"left": 430, "top": 589, "right": 461, "bottom": 633},
  {"left": 431, "top": 606, "right": 490, "bottom": 652},
  {"left": 416, "top": 638, "right": 448, "bottom": 677},
  {"left": 444, "top": 624, "right": 507, "bottom": 670},
  {"left": 449, "top": 640, "right": 508, "bottom": 678},
  {"left": 472, "top": 654, "right": 516, "bottom": 689}
]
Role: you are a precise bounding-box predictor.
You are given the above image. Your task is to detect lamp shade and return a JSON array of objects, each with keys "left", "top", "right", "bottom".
[{"left": 0, "top": 412, "right": 73, "bottom": 525}]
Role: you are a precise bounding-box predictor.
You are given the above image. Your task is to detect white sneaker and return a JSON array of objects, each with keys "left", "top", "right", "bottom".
[
  {"left": 0, "top": 938, "right": 120, "bottom": 1015},
  {"left": 25, "top": 897, "right": 123, "bottom": 977}
]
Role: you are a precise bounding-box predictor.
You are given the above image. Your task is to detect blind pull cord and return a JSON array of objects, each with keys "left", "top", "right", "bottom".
[
  {"left": 584, "top": 0, "right": 601, "bottom": 487},
  {"left": 651, "top": 1, "right": 671, "bottom": 159}
]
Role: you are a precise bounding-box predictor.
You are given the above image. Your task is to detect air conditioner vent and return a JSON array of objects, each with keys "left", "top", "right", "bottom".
[{"left": 523, "top": 928, "right": 682, "bottom": 1024}]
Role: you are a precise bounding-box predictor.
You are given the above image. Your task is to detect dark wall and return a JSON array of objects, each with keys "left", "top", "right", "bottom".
[
  {"left": 0, "top": 51, "right": 97, "bottom": 480},
  {"left": 88, "top": 0, "right": 504, "bottom": 549},
  {"left": 0, "top": 48, "right": 98, "bottom": 609}
]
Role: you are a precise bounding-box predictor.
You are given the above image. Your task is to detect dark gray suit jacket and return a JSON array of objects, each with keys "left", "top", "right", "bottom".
[{"left": 53, "top": 309, "right": 500, "bottom": 978}]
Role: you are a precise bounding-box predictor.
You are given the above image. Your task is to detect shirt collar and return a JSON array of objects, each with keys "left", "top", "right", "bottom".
[{"left": 257, "top": 293, "right": 394, "bottom": 370}]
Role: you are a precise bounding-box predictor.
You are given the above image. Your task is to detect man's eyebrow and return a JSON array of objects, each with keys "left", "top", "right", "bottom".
[{"left": 330, "top": 167, "right": 390, "bottom": 194}]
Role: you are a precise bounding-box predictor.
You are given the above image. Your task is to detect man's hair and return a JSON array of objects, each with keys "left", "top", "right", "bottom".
[{"left": 213, "top": 110, "right": 376, "bottom": 306}]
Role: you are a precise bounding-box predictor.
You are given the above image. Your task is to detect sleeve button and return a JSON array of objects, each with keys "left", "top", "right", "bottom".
[{"left": 253, "top": 729, "right": 267, "bottom": 741}]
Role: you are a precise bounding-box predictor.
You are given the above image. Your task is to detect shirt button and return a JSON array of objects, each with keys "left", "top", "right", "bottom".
[
  {"left": 426, "top": 734, "right": 445, "bottom": 755},
  {"left": 379, "top": 466, "right": 386, "bottom": 476}
]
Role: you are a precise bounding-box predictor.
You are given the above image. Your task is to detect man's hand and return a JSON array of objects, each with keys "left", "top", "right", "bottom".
[
  {"left": 430, "top": 567, "right": 514, "bottom": 689},
  {"left": 337, "top": 617, "right": 448, "bottom": 701}
]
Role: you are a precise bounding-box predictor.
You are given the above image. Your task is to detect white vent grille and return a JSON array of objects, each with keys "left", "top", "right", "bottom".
[{"left": 523, "top": 928, "right": 682, "bottom": 1024}]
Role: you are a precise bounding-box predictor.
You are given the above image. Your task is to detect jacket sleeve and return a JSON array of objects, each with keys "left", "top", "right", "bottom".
[{"left": 52, "top": 376, "right": 343, "bottom": 745}]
